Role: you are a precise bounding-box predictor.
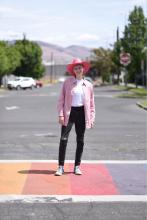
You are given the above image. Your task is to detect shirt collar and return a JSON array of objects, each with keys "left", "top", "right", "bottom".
[{"left": 71, "top": 76, "right": 86, "bottom": 86}]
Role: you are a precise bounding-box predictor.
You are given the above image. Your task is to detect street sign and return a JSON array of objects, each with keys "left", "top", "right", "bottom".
[{"left": 120, "top": 52, "right": 131, "bottom": 66}]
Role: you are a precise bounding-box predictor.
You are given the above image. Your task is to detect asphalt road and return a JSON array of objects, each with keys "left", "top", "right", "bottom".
[
  {"left": 0, "top": 83, "right": 146, "bottom": 220},
  {"left": 0, "top": 202, "right": 146, "bottom": 220},
  {"left": 0, "top": 83, "right": 146, "bottom": 160}
]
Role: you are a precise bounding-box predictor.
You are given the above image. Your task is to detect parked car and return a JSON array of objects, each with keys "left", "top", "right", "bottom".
[
  {"left": 84, "top": 77, "right": 93, "bottom": 84},
  {"left": 35, "top": 80, "right": 43, "bottom": 88},
  {"left": 58, "top": 76, "right": 67, "bottom": 83},
  {"left": 7, "top": 77, "right": 36, "bottom": 90}
]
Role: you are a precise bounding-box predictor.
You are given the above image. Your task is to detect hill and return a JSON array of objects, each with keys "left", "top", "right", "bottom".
[{"left": 36, "top": 41, "right": 92, "bottom": 65}]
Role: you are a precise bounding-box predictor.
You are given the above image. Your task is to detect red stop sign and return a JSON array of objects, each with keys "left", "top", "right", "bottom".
[{"left": 120, "top": 53, "right": 131, "bottom": 66}]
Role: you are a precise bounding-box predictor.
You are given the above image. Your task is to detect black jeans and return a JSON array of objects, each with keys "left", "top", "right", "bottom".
[{"left": 58, "top": 106, "right": 85, "bottom": 166}]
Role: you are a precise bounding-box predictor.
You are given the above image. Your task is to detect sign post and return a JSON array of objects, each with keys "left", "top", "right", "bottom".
[
  {"left": 120, "top": 53, "right": 131, "bottom": 66},
  {"left": 120, "top": 52, "right": 131, "bottom": 85}
]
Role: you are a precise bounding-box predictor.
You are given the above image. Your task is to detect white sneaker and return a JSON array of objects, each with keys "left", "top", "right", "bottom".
[
  {"left": 55, "top": 166, "right": 64, "bottom": 176},
  {"left": 74, "top": 166, "right": 82, "bottom": 175}
]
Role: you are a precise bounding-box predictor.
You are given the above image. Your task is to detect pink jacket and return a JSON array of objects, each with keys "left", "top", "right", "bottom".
[{"left": 57, "top": 76, "right": 95, "bottom": 129}]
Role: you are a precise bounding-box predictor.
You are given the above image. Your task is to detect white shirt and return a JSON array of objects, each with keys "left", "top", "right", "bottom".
[{"left": 71, "top": 79, "right": 84, "bottom": 107}]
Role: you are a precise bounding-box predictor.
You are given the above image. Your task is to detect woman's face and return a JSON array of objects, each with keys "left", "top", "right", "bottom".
[{"left": 73, "top": 64, "right": 84, "bottom": 78}]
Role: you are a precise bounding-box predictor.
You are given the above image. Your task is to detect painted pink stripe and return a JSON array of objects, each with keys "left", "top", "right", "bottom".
[{"left": 69, "top": 163, "right": 120, "bottom": 195}]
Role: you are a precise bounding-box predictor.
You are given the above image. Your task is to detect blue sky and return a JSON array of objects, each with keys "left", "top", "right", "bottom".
[{"left": 0, "top": 0, "right": 146, "bottom": 48}]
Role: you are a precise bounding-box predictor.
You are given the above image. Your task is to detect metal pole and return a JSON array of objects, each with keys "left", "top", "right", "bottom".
[
  {"left": 141, "top": 60, "right": 144, "bottom": 87},
  {"left": 50, "top": 52, "right": 54, "bottom": 83},
  {"left": 146, "top": 52, "right": 147, "bottom": 88},
  {"left": 124, "top": 67, "right": 128, "bottom": 87},
  {"left": 142, "top": 47, "right": 147, "bottom": 88}
]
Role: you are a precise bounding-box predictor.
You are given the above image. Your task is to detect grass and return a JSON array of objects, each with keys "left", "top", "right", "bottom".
[
  {"left": 115, "top": 85, "right": 147, "bottom": 98},
  {"left": 114, "top": 85, "right": 133, "bottom": 91},
  {"left": 41, "top": 78, "right": 58, "bottom": 84},
  {"left": 130, "top": 88, "right": 147, "bottom": 96},
  {"left": 140, "top": 100, "right": 147, "bottom": 107}
]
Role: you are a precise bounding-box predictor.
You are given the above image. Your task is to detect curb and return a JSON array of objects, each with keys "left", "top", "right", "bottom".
[{"left": 136, "top": 102, "right": 147, "bottom": 110}]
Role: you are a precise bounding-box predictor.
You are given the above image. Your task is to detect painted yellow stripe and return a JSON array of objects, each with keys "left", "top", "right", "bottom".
[{"left": 0, "top": 163, "right": 31, "bottom": 194}]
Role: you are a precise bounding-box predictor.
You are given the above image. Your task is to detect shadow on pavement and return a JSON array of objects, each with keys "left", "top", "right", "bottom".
[{"left": 18, "top": 170, "right": 72, "bottom": 175}]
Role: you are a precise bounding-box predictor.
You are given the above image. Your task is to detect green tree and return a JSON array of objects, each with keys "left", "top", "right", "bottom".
[
  {"left": 111, "top": 27, "right": 122, "bottom": 84},
  {"left": 0, "top": 43, "right": 9, "bottom": 86},
  {"left": 121, "top": 6, "right": 147, "bottom": 85},
  {"left": 6, "top": 44, "right": 21, "bottom": 75},
  {"left": 0, "top": 41, "right": 21, "bottom": 86},
  {"left": 13, "top": 37, "right": 45, "bottom": 79},
  {"left": 91, "top": 47, "right": 113, "bottom": 83}
]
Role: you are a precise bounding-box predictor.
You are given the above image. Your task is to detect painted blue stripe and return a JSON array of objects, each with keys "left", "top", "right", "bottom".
[{"left": 106, "top": 164, "right": 147, "bottom": 195}]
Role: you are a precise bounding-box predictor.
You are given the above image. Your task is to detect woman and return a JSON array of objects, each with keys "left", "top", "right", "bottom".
[{"left": 55, "top": 58, "right": 95, "bottom": 176}]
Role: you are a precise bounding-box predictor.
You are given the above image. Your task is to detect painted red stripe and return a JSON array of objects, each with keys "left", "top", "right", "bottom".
[
  {"left": 22, "top": 163, "right": 71, "bottom": 195},
  {"left": 69, "top": 163, "right": 120, "bottom": 195}
]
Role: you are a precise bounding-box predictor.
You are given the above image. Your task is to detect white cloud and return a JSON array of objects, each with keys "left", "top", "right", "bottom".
[
  {"left": 129, "top": 0, "right": 146, "bottom": 4},
  {"left": 0, "top": 5, "right": 64, "bottom": 23},
  {"left": 0, "top": 30, "right": 24, "bottom": 41},
  {"left": 76, "top": 34, "right": 99, "bottom": 41},
  {"left": 128, "top": 0, "right": 147, "bottom": 9},
  {"left": 0, "top": 5, "right": 27, "bottom": 19},
  {"left": 0, "top": 6, "right": 17, "bottom": 13},
  {"left": 0, "top": 30, "right": 23, "bottom": 40},
  {"left": 32, "top": 33, "right": 100, "bottom": 48}
]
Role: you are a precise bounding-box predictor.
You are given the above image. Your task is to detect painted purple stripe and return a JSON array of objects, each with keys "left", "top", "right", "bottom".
[{"left": 106, "top": 164, "right": 147, "bottom": 195}]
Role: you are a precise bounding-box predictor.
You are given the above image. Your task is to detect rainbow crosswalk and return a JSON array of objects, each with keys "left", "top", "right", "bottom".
[{"left": 0, "top": 161, "right": 146, "bottom": 202}]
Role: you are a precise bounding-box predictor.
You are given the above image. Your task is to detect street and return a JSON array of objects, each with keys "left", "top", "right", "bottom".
[
  {"left": 0, "top": 84, "right": 146, "bottom": 220},
  {"left": 0, "top": 84, "right": 146, "bottom": 160}
]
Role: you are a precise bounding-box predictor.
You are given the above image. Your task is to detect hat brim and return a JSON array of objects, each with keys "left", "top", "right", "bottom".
[{"left": 67, "top": 61, "right": 90, "bottom": 75}]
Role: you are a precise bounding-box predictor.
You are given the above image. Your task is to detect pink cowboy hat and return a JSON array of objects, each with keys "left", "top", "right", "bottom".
[{"left": 67, "top": 58, "right": 90, "bottom": 75}]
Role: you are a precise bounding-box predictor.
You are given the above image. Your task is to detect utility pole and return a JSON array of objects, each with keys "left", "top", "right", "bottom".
[
  {"left": 145, "top": 48, "right": 147, "bottom": 88},
  {"left": 141, "top": 59, "right": 145, "bottom": 87},
  {"left": 50, "top": 52, "right": 54, "bottom": 83},
  {"left": 142, "top": 28, "right": 147, "bottom": 88},
  {"left": 144, "top": 31, "right": 147, "bottom": 88},
  {"left": 116, "top": 27, "right": 121, "bottom": 84}
]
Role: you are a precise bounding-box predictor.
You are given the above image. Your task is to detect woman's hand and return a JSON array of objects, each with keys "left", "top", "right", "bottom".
[
  {"left": 91, "top": 122, "right": 94, "bottom": 128},
  {"left": 59, "top": 116, "right": 64, "bottom": 125}
]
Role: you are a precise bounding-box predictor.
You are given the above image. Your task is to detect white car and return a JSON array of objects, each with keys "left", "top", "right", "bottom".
[
  {"left": 7, "top": 77, "right": 36, "bottom": 90},
  {"left": 58, "top": 76, "right": 67, "bottom": 83}
]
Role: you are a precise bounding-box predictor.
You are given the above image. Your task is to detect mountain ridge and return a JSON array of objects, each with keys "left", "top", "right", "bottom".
[
  {"left": 7, "top": 40, "right": 93, "bottom": 65},
  {"left": 36, "top": 41, "right": 93, "bottom": 65}
]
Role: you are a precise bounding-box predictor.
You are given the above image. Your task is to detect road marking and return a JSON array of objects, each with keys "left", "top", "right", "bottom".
[
  {"left": 0, "top": 161, "right": 146, "bottom": 202},
  {"left": 22, "top": 93, "right": 58, "bottom": 97},
  {"left": 5, "top": 106, "right": 19, "bottom": 110},
  {"left": 50, "top": 92, "right": 57, "bottom": 96},
  {"left": 19, "top": 134, "right": 28, "bottom": 138},
  {"left": 34, "top": 133, "right": 57, "bottom": 137},
  {"left": 0, "top": 160, "right": 146, "bottom": 164},
  {"left": 0, "top": 195, "right": 146, "bottom": 203},
  {"left": 94, "top": 94, "right": 113, "bottom": 98},
  {"left": 19, "top": 132, "right": 57, "bottom": 138}
]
